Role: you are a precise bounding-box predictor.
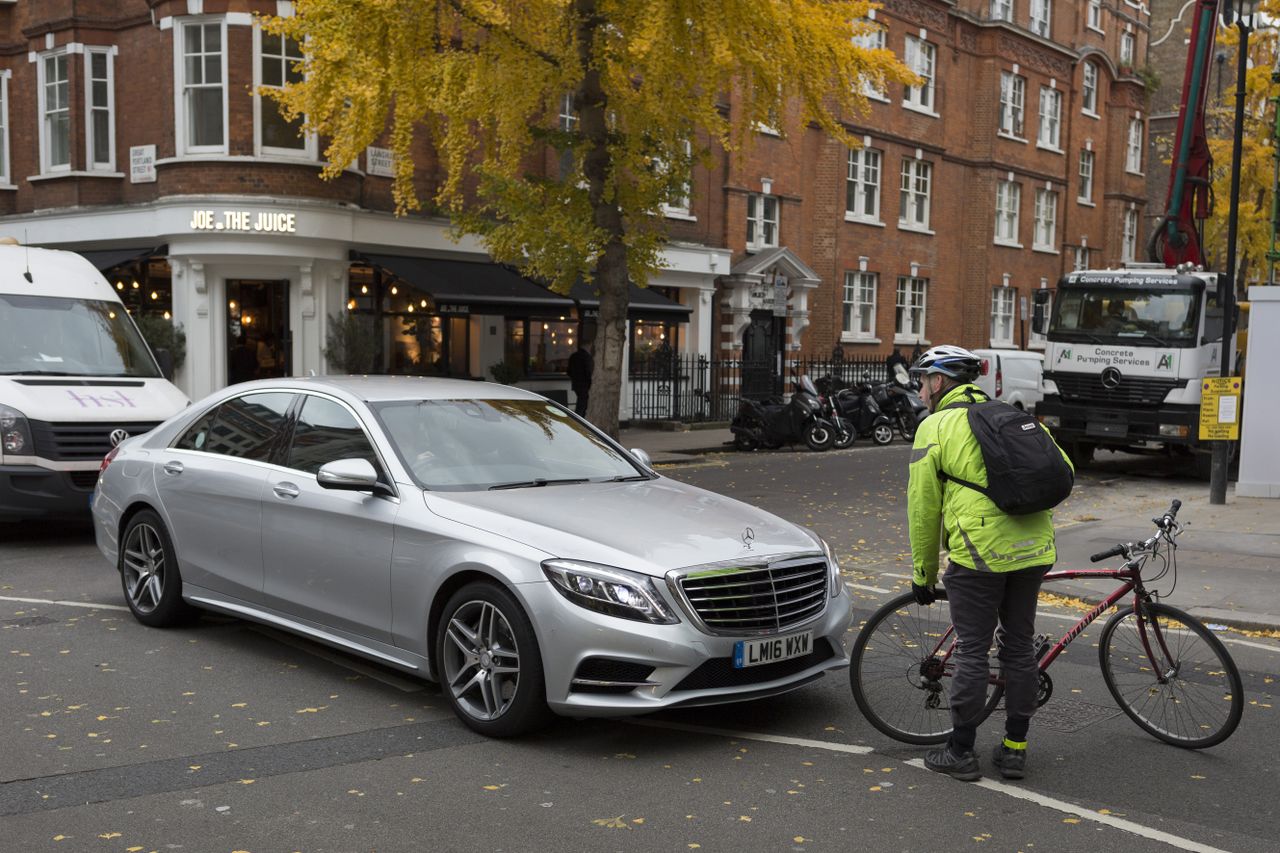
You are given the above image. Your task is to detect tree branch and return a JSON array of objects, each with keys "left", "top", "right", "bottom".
[{"left": 443, "top": 0, "right": 562, "bottom": 68}]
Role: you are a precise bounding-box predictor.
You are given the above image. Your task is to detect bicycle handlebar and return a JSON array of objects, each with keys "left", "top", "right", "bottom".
[
  {"left": 1155, "top": 499, "right": 1182, "bottom": 529},
  {"left": 1091, "top": 498, "right": 1184, "bottom": 564},
  {"left": 1090, "top": 544, "right": 1127, "bottom": 563}
]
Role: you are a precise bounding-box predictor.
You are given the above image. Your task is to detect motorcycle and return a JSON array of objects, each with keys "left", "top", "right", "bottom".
[
  {"left": 817, "top": 387, "right": 857, "bottom": 450},
  {"left": 731, "top": 375, "right": 836, "bottom": 452},
  {"left": 825, "top": 379, "right": 895, "bottom": 446},
  {"left": 873, "top": 373, "right": 929, "bottom": 442}
]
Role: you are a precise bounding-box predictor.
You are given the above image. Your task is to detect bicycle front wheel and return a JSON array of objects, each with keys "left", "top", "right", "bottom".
[
  {"left": 850, "top": 591, "right": 1003, "bottom": 745},
  {"left": 1099, "top": 602, "right": 1243, "bottom": 749}
]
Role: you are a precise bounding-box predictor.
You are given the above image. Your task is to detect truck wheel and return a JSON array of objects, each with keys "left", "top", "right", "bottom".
[{"left": 1070, "top": 442, "right": 1094, "bottom": 469}]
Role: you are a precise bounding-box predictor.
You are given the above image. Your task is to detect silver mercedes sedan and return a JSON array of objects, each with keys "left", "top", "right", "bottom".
[{"left": 92, "top": 377, "right": 853, "bottom": 736}]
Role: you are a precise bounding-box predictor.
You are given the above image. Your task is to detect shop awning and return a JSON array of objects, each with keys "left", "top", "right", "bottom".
[
  {"left": 569, "top": 280, "right": 693, "bottom": 323},
  {"left": 354, "top": 252, "right": 576, "bottom": 315},
  {"left": 78, "top": 245, "right": 167, "bottom": 272}
]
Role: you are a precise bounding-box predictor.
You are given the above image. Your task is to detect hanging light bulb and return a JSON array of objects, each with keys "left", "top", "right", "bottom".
[
  {"left": 542, "top": 323, "right": 549, "bottom": 330},
  {"left": 347, "top": 299, "right": 356, "bottom": 310},
  {"left": 243, "top": 314, "right": 253, "bottom": 325},
  {"left": 108, "top": 310, "right": 116, "bottom": 319},
  {"left": 360, "top": 284, "right": 369, "bottom": 294},
  {"left": 407, "top": 303, "right": 415, "bottom": 313},
  {"left": 390, "top": 286, "right": 399, "bottom": 295},
  {"left": 116, "top": 281, "right": 124, "bottom": 291},
  {"left": 150, "top": 291, "right": 159, "bottom": 300},
  {"left": 420, "top": 299, "right": 428, "bottom": 308},
  {"left": 131, "top": 281, "right": 140, "bottom": 289},
  {"left": 229, "top": 300, "right": 238, "bottom": 310},
  {"left": 163, "top": 311, "right": 172, "bottom": 320}
]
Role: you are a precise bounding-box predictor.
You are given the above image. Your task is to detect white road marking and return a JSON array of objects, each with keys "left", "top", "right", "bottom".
[
  {"left": 628, "top": 719, "right": 874, "bottom": 754},
  {"left": 902, "top": 758, "right": 1234, "bottom": 853},
  {"left": 0, "top": 594, "right": 129, "bottom": 613},
  {"left": 848, "top": 582, "right": 894, "bottom": 594},
  {"left": 634, "top": 718, "right": 1232, "bottom": 852}
]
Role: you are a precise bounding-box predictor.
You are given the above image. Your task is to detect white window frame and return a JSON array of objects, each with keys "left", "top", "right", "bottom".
[
  {"left": 1078, "top": 149, "right": 1095, "bottom": 204},
  {"left": 899, "top": 157, "right": 932, "bottom": 232},
  {"left": 1037, "top": 86, "right": 1062, "bottom": 151},
  {"left": 853, "top": 21, "right": 888, "bottom": 101},
  {"left": 174, "top": 16, "right": 229, "bottom": 156},
  {"left": 843, "top": 271, "right": 879, "bottom": 341},
  {"left": 1120, "top": 32, "right": 1135, "bottom": 67},
  {"left": 746, "top": 193, "right": 779, "bottom": 250},
  {"left": 1122, "top": 208, "right": 1138, "bottom": 262},
  {"left": 846, "top": 147, "right": 882, "bottom": 223},
  {"left": 999, "top": 71, "right": 1026, "bottom": 139},
  {"left": 1087, "top": 0, "right": 1104, "bottom": 32},
  {"left": 1126, "top": 118, "right": 1144, "bottom": 174},
  {"left": 1033, "top": 188, "right": 1058, "bottom": 252},
  {"left": 254, "top": 25, "right": 315, "bottom": 159},
  {"left": 991, "top": 287, "right": 1016, "bottom": 347},
  {"left": 1030, "top": 0, "right": 1052, "bottom": 38},
  {"left": 1082, "top": 62, "right": 1099, "bottom": 116},
  {"left": 661, "top": 138, "right": 694, "bottom": 218},
  {"left": 1074, "top": 246, "right": 1090, "bottom": 270},
  {"left": 995, "top": 180, "right": 1022, "bottom": 246},
  {"left": 84, "top": 48, "right": 116, "bottom": 172},
  {"left": 1029, "top": 287, "right": 1051, "bottom": 348},
  {"left": 903, "top": 36, "right": 937, "bottom": 115},
  {"left": 990, "top": 0, "right": 1013, "bottom": 22},
  {"left": 37, "top": 49, "right": 72, "bottom": 174},
  {"left": 0, "top": 71, "right": 10, "bottom": 186},
  {"left": 895, "top": 276, "right": 928, "bottom": 344}
]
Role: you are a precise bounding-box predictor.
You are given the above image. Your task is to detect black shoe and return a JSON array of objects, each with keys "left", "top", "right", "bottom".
[
  {"left": 991, "top": 742, "right": 1027, "bottom": 779},
  {"left": 924, "top": 745, "right": 981, "bottom": 782}
]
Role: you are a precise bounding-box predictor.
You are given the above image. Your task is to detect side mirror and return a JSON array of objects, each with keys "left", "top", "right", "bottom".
[
  {"left": 1032, "top": 304, "right": 1047, "bottom": 335},
  {"left": 155, "top": 348, "right": 175, "bottom": 381},
  {"left": 629, "top": 448, "right": 654, "bottom": 470},
  {"left": 317, "top": 458, "right": 381, "bottom": 492}
]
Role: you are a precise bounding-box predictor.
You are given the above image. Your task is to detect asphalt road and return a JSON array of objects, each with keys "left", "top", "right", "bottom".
[{"left": 1, "top": 447, "right": 1276, "bottom": 853}]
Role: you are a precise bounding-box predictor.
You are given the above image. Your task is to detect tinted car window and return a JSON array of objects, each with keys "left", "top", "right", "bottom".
[
  {"left": 201, "top": 393, "right": 294, "bottom": 461},
  {"left": 174, "top": 408, "right": 219, "bottom": 451},
  {"left": 288, "top": 396, "right": 381, "bottom": 476}
]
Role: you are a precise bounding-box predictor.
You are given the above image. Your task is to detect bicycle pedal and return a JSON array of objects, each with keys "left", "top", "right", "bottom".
[{"left": 1034, "top": 634, "right": 1052, "bottom": 660}]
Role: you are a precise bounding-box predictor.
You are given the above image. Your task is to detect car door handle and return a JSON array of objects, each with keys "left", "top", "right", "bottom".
[
  {"left": 163, "top": 461, "right": 184, "bottom": 476},
  {"left": 273, "top": 482, "right": 300, "bottom": 500}
]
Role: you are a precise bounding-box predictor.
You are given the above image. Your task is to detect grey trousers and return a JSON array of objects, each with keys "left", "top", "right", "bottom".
[{"left": 943, "top": 561, "right": 1050, "bottom": 750}]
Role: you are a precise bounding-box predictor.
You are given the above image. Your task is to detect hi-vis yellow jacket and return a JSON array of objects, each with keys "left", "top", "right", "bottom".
[{"left": 908, "top": 383, "right": 1073, "bottom": 586}]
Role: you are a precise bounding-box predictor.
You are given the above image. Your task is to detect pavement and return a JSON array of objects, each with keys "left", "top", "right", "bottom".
[{"left": 622, "top": 425, "right": 1280, "bottom": 634}]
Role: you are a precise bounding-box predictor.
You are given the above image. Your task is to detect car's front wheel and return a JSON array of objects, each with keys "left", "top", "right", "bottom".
[
  {"left": 436, "top": 581, "right": 553, "bottom": 737},
  {"left": 119, "top": 509, "right": 196, "bottom": 627}
]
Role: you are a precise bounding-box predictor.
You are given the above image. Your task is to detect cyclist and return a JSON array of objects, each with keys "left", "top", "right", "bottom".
[{"left": 907, "top": 345, "right": 1072, "bottom": 781}]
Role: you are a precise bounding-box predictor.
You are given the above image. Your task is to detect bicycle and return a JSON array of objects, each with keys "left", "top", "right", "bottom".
[{"left": 849, "top": 499, "right": 1244, "bottom": 749}]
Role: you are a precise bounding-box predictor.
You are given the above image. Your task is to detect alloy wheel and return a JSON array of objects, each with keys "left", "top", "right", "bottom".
[
  {"left": 442, "top": 600, "right": 522, "bottom": 721},
  {"left": 121, "top": 523, "right": 166, "bottom": 614}
]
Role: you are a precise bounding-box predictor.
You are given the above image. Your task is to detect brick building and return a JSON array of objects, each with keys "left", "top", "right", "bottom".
[{"left": 0, "top": 0, "right": 1150, "bottom": 418}]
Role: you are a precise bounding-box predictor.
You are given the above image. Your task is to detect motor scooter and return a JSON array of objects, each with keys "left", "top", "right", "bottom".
[
  {"left": 872, "top": 377, "right": 928, "bottom": 441},
  {"left": 731, "top": 375, "right": 836, "bottom": 452},
  {"left": 830, "top": 382, "right": 895, "bottom": 446}
]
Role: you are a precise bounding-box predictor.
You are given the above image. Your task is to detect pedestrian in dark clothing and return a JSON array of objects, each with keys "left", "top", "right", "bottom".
[
  {"left": 910, "top": 343, "right": 924, "bottom": 364},
  {"left": 567, "top": 343, "right": 593, "bottom": 417},
  {"left": 885, "top": 347, "right": 909, "bottom": 373}
]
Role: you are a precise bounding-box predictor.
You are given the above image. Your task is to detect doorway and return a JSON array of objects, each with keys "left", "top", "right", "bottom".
[
  {"left": 741, "top": 308, "right": 782, "bottom": 399},
  {"left": 227, "top": 280, "right": 290, "bottom": 385}
]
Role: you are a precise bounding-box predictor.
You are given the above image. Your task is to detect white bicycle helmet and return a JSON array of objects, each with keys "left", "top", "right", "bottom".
[{"left": 911, "top": 345, "right": 981, "bottom": 382}]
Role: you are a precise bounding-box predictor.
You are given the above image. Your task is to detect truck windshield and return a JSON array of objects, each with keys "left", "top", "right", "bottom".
[
  {"left": 0, "top": 294, "right": 161, "bottom": 378},
  {"left": 1050, "top": 288, "right": 1199, "bottom": 345}
]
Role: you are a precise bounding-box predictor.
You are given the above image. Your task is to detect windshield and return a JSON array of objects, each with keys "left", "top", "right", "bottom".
[
  {"left": 1049, "top": 288, "right": 1200, "bottom": 345},
  {"left": 0, "top": 294, "right": 160, "bottom": 377},
  {"left": 373, "top": 398, "right": 647, "bottom": 491}
]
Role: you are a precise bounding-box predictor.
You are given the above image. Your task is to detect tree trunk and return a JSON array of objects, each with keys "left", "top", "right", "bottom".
[{"left": 575, "top": 0, "right": 627, "bottom": 438}]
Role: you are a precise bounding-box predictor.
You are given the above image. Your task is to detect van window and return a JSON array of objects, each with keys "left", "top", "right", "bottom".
[{"left": 0, "top": 294, "right": 160, "bottom": 377}]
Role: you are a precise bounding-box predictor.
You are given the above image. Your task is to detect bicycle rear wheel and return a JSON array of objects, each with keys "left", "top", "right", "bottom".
[
  {"left": 850, "top": 591, "right": 1003, "bottom": 745},
  {"left": 1099, "top": 602, "right": 1243, "bottom": 749}
]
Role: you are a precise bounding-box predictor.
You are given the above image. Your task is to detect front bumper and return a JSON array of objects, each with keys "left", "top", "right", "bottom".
[
  {"left": 1037, "top": 397, "right": 1200, "bottom": 449},
  {"left": 522, "top": 579, "right": 854, "bottom": 717},
  {"left": 0, "top": 464, "right": 98, "bottom": 521}
]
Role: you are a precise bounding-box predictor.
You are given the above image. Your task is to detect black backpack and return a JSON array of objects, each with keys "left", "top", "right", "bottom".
[{"left": 941, "top": 393, "right": 1074, "bottom": 515}]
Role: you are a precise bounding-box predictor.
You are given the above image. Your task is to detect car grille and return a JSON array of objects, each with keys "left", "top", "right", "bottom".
[
  {"left": 68, "top": 471, "right": 100, "bottom": 490},
  {"left": 672, "top": 638, "right": 835, "bottom": 692},
  {"left": 29, "top": 421, "right": 161, "bottom": 461},
  {"left": 1048, "top": 373, "right": 1181, "bottom": 406},
  {"left": 675, "top": 558, "right": 829, "bottom": 634}
]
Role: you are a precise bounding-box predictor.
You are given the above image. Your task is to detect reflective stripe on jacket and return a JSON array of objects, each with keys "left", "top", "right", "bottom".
[{"left": 907, "top": 383, "right": 1072, "bottom": 586}]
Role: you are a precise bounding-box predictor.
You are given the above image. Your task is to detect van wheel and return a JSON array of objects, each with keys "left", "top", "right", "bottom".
[{"left": 119, "top": 510, "right": 197, "bottom": 628}]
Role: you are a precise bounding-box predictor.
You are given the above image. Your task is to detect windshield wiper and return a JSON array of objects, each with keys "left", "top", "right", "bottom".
[
  {"left": 1123, "top": 331, "right": 1171, "bottom": 347},
  {"left": 0, "top": 370, "right": 78, "bottom": 376},
  {"left": 603, "top": 474, "right": 652, "bottom": 482},
  {"left": 488, "top": 477, "right": 591, "bottom": 490}
]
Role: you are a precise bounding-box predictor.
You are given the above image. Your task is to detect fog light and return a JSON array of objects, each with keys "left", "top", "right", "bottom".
[
  {"left": 1159, "top": 424, "right": 1190, "bottom": 438},
  {"left": 1039, "top": 415, "right": 1061, "bottom": 428}
]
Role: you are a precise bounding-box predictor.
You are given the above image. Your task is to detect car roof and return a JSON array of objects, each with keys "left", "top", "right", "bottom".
[{"left": 228, "top": 375, "right": 548, "bottom": 404}]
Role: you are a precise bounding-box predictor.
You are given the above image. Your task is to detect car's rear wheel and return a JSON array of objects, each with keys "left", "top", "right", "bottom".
[
  {"left": 436, "top": 581, "right": 553, "bottom": 737},
  {"left": 119, "top": 510, "right": 196, "bottom": 627}
]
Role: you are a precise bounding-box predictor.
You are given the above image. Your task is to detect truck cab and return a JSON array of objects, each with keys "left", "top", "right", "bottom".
[
  {"left": 1, "top": 242, "right": 189, "bottom": 521},
  {"left": 1034, "top": 267, "right": 1228, "bottom": 477}
]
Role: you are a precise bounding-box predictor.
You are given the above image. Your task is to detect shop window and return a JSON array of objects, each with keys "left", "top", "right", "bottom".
[
  {"left": 507, "top": 317, "right": 578, "bottom": 376},
  {"left": 630, "top": 319, "right": 679, "bottom": 374},
  {"left": 343, "top": 267, "right": 471, "bottom": 377},
  {"left": 106, "top": 257, "right": 174, "bottom": 322}
]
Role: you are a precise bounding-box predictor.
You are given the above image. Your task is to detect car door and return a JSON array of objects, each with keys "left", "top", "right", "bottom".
[
  {"left": 156, "top": 391, "right": 295, "bottom": 604},
  {"left": 260, "top": 393, "right": 398, "bottom": 643}
]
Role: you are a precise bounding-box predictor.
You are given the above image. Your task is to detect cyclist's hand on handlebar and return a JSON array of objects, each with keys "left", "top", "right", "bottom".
[{"left": 912, "top": 583, "right": 938, "bottom": 606}]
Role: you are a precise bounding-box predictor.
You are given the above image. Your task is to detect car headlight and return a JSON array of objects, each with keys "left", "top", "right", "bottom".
[
  {"left": 1038, "top": 414, "right": 1061, "bottom": 429},
  {"left": 811, "top": 533, "right": 842, "bottom": 598},
  {"left": 0, "top": 404, "right": 33, "bottom": 457},
  {"left": 542, "top": 560, "right": 680, "bottom": 624}
]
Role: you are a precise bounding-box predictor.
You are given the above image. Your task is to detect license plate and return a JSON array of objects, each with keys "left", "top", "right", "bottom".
[
  {"left": 733, "top": 630, "right": 812, "bottom": 669},
  {"left": 1086, "top": 421, "right": 1128, "bottom": 438}
]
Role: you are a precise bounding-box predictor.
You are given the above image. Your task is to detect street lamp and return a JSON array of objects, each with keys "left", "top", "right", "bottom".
[{"left": 1210, "top": 0, "right": 1257, "bottom": 505}]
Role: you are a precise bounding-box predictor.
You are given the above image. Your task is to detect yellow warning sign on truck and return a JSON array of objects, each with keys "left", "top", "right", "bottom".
[{"left": 1199, "top": 377, "right": 1242, "bottom": 441}]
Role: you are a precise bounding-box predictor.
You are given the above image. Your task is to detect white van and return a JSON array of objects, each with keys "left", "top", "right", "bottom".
[
  {"left": 1, "top": 241, "right": 189, "bottom": 520},
  {"left": 972, "top": 349, "right": 1045, "bottom": 412}
]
